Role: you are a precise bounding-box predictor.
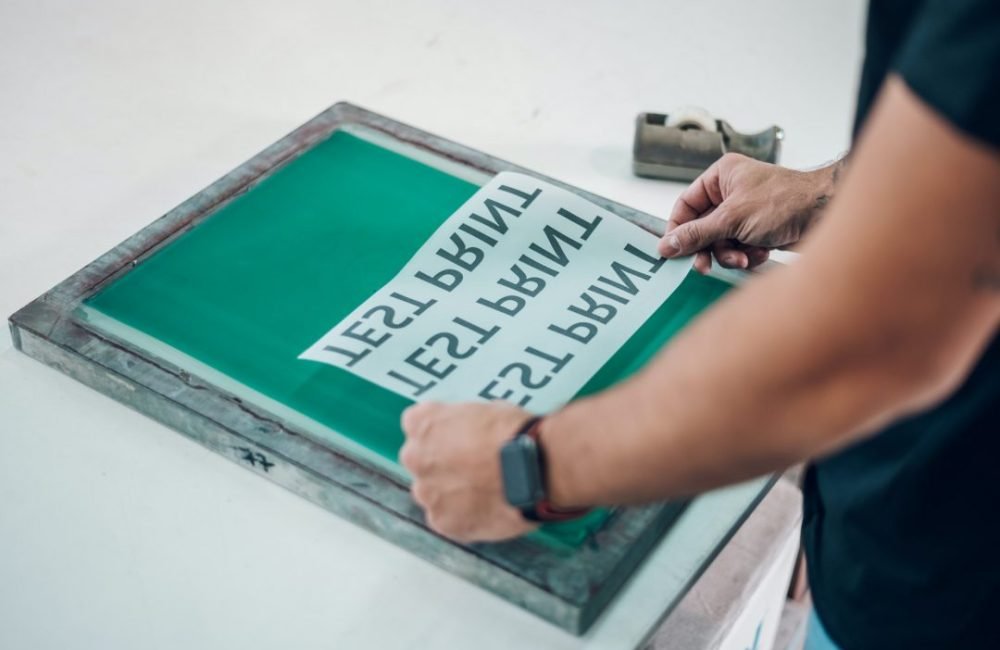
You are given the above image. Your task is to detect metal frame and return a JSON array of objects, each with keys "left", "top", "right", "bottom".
[{"left": 8, "top": 102, "right": 686, "bottom": 635}]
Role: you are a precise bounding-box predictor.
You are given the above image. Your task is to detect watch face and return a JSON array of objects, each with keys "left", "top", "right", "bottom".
[{"left": 500, "top": 436, "right": 544, "bottom": 508}]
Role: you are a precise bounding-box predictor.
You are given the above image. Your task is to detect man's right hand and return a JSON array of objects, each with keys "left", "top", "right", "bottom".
[{"left": 658, "top": 153, "right": 842, "bottom": 273}]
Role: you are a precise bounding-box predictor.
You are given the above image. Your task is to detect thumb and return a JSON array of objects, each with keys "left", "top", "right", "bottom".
[{"left": 658, "top": 212, "right": 730, "bottom": 257}]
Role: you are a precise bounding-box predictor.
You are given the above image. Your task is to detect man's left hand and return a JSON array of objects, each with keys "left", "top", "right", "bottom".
[{"left": 400, "top": 401, "right": 539, "bottom": 543}]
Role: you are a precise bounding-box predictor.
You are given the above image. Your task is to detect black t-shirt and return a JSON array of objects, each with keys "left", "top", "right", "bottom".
[{"left": 801, "top": 1, "right": 1000, "bottom": 648}]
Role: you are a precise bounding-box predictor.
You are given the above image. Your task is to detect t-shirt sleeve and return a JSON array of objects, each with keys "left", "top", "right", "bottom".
[{"left": 894, "top": 0, "right": 1000, "bottom": 149}]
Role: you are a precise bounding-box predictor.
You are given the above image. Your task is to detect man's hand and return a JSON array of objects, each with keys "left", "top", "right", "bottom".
[
  {"left": 399, "top": 401, "right": 538, "bottom": 543},
  {"left": 658, "top": 153, "right": 842, "bottom": 273},
  {"left": 527, "top": 78, "right": 1000, "bottom": 507}
]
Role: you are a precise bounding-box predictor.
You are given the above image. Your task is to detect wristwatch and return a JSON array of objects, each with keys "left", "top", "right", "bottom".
[{"left": 499, "top": 416, "right": 591, "bottom": 522}]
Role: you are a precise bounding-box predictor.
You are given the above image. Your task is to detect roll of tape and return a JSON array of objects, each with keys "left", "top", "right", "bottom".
[{"left": 666, "top": 106, "right": 717, "bottom": 132}]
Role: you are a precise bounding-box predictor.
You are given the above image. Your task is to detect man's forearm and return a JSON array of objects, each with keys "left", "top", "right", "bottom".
[
  {"left": 396, "top": 77, "right": 999, "bottom": 544},
  {"left": 541, "top": 79, "right": 1000, "bottom": 508},
  {"left": 542, "top": 258, "right": 924, "bottom": 506}
]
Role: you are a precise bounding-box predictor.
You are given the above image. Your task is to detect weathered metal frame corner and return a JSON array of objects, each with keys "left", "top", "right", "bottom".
[{"left": 8, "top": 101, "right": 686, "bottom": 635}]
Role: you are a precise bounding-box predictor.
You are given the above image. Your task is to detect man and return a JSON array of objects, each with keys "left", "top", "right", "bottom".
[{"left": 400, "top": 1, "right": 999, "bottom": 647}]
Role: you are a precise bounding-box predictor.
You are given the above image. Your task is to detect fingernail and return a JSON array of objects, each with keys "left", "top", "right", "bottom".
[{"left": 659, "top": 235, "right": 680, "bottom": 256}]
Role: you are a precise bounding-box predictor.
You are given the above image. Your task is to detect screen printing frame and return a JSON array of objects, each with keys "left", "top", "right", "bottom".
[{"left": 9, "top": 102, "right": 690, "bottom": 635}]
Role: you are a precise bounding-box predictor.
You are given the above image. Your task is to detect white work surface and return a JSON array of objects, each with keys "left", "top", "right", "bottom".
[{"left": 0, "top": 1, "right": 864, "bottom": 648}]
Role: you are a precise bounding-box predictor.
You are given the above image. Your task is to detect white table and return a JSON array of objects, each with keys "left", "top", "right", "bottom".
[{"left": 0, "top": 1, "right": 865, "bottom": 648}]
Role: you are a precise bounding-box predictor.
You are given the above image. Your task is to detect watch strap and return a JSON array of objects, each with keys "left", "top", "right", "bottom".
[{"left": 518, "top": 417, "right": 591, "bottom": 523}]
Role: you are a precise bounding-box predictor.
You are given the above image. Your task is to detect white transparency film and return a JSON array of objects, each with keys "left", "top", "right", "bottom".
[{"left": 300, "top": 172, "right": 692, "bottom": 414}]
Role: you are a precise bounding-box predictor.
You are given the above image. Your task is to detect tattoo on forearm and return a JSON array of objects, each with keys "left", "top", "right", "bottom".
[
  {"left": 831, "top": 154, "right": 848, "bottom": 186},
  {"left": 812, "top": 153, "right": 849, "bottom": 216}
]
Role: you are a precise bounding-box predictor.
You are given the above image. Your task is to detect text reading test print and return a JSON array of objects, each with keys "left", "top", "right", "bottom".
[{"left": 300, "top": 172, "right": 693, "bottom": 413}]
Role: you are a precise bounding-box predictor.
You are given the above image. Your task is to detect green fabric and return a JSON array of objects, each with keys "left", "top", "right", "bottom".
[{"left": 87, "top": 129, "right": 729, "bottom": 548}]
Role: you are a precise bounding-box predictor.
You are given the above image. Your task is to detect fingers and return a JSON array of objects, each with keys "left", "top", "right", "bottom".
[
  {"left": 693, "top": 251, "right": 713, "bottom": 274},
  {"left": 659, "top": 210, "right": 732, "bottom": 257},
  {"left": 690, "top": 242, "right": 769, "bottom": 274},
  {"left": 400, "top": 402, "right": 438, "bottom": 474},
  {"left": 663, "top": 154, "right": 771, "bottom": 263},
  {"left": 399, "top": 400, "right": 538, "bottom": 544},
  {"left": 746, "top": 247, "right": 770, "bottom": 269},
  {"left": 426, "top": 508, "right": 534, "bottom": 544},
  {"left": 712, "top": 241, "right": 749, "bottom": 269},
  {"left": 712, "top": 243, "right": 771, "bottom": 270},
  {"left": 401, "top": 401, "right": 439, "bottom": 438},
  {"left": 667, "top": 160, "right": 724, "bottom": 228}
]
